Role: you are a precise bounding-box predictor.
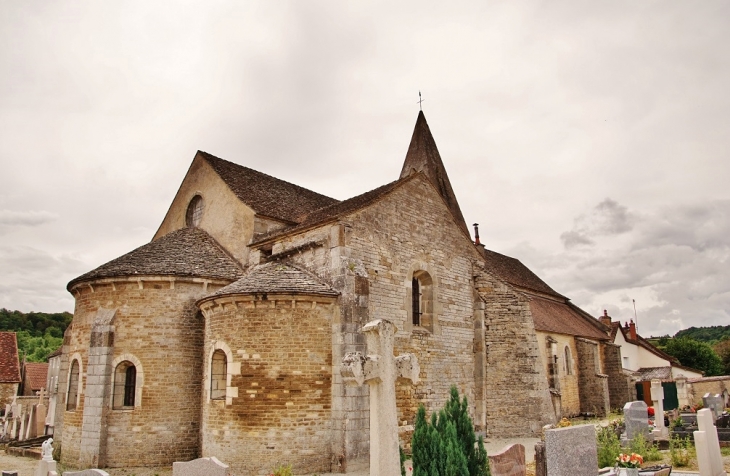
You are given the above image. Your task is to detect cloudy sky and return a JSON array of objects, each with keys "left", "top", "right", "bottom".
[{"left": 1, "top": 1, "right": 728, "bottom": 337}]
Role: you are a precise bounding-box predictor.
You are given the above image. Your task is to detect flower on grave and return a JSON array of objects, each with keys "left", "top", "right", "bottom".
[{"left": 616, "top": 452, "right": 643, "bottom": 468}]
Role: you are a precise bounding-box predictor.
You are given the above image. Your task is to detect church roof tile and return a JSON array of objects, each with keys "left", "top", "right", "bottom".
[
  {"left": 0, "top": 332, "right": 21, "bottom": 383},
  {"left": 200, "top": 151, "right": 339, "bottom": 224},
  {"left": 530, "top": 296, "right": 609, "bottom": 340},
  {"left": 482, "top": 249, "right": 564, "bottom": 298},
  {"left": 203, "top": 262, "right": 339, "bottom": 299},
  {"left": 68, "top": 227, "right": 244, "bottom": 290},
  {"left": 23, "top": 362, "right": 48, "bottom": 391}
]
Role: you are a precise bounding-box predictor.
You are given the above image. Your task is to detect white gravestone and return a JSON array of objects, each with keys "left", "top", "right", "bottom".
[
  {"left": 172, "top": 457, "right": 229, "bottom": 476},
  {"left": 651, "top": 380, "right": 668, "bottom": 439},
  {"left": 341, "top": 319, "right": 420, "bottom": 476},
  {"left": 694, "top": 408, "right": 727, "bottom": 476}
]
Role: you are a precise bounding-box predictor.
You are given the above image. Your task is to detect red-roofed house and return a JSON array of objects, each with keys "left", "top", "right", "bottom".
[
  {"left": 20, "top": 361, "right": 49, "bottom": 396},
  {"left": 601, "top": 311, "right": 703, "bottom": 409},
  {"left": 0, "top": 332, "right": 22, "bottom": 407}
]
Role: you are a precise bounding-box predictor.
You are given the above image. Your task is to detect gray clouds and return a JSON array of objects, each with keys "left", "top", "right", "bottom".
[{"left": 1, "top": 1, "right": 729, "bottom": 338}]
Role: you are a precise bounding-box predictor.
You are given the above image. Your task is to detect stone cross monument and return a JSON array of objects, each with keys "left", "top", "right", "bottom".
[
  {"left": 651, "top": 380, "right": 668, "bottom": 439},
  {"left": 341, "top": 319, "right": 420, "bottom": 476}
]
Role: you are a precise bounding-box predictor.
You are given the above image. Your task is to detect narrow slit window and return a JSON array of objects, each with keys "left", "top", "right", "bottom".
[
  {"left": 412, "top": 278, "right": 421, "bottom": 326},
  {"left": 211, "top": 350, "right": 227, "bottom": 400},
  {"left": 66, "top": 360, "right": 79, "bottom": 411}
]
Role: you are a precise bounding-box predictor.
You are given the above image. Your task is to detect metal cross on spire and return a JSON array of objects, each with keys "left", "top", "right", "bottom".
[{"left": 418, "top": 91, "right": 424, "bottom": 111}]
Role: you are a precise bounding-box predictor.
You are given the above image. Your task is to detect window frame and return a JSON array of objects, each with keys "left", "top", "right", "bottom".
[{"left": 66, "top": 359, "right": 81, "bottom": 412}]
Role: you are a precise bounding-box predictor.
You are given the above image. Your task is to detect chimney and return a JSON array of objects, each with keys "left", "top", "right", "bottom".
[
  {"left": 599, "top": 309, "right": 611, "bottom": 326},
  {"left": 628, "top": 319, "right": 637, "bottom": 340},
  {"left": 473, "top": 223, "right": 486, "bottom": 257}
]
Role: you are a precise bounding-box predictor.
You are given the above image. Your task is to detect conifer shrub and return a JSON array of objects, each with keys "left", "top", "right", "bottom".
[{"left": 411, "top": 386, "right": 490, "bottom": 476}]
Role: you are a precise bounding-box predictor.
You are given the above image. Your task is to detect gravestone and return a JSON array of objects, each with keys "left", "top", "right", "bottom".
[
  {"left": 623, "top": 401, "right": 652, "bottom": 442},
  {"left": 172, "top": 457, "right": 229, "bottom": 476},
  {"left": 18, "top": 412, "right": 26, "bottom": 441},
  {"left": 488, "top": 443, "right": 526, "bottom": 476},
  {"left": 534, "top": 442, "right": 546, "bottom": 476},
  {"left": 27, "top": 404, "right": 37, "bottom": 439},
  {"left": 694, "top": 408, "right": 727, "bottom": 476},
  {"left": 35, "top": 403, "right": 47, "bottom": 437},
  {"left": 544, "top": 424, "right": 598, "bottom": 476},
  {"left": 341, "top": 319, "right": 420, "bottom": 476},
  {"left": 703, "top": 393, "right": 724, "bottom": 421},
  {"left": 651, "top": 380, "right": 668, "bottom": 439},
  {"left": 64, "top": 470, "right": 111, "bottom": 476},
  {"left": 35, "top": 438, "right": 56, "bottom": 476}
]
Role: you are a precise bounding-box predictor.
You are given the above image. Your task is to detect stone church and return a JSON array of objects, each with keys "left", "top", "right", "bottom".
[{"left": 55, "top": 112, "right": 628, "bottom": 474}]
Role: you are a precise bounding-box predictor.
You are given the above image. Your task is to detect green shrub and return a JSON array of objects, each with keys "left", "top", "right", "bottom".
[
  {"left": 270, "top": 464, "right": 292, "bottom": 476},
  {"left": 629, "top": 433, "right": 650, "bottom": 459},
  {"left": 411, "top": 386, "right": 490, "bottom": 476},
  {"left": 669, "top": 435, "right": 694, "bottom": 467},
  {"left": 644, "top": 443, "right": 663, "bottom": 462},
  {"left": 596, "top": 426, "right": 621, "bottom": 468}
]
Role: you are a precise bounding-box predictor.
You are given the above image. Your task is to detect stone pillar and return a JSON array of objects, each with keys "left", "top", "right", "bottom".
[
  {"left": 675, "top": 375, "right": 689, "bottom": 408},
  {"left": 79, "top": 309, "right": 116, "bottom": 468},
  {"left": 651, "top": 380, "right": 668, "bottom": 439}
]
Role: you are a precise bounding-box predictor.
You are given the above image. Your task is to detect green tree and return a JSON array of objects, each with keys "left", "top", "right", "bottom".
[
  {"left": 663, "top": 337, "right": 723, "bottom": 376},
  {"left": 713, "top": 338, "right": 730, "bottom": 375},
  {"left": 411, "top": 386, "right": 491, "bottom": 476}
]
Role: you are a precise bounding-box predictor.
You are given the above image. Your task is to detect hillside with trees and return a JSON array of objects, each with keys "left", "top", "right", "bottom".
[
  {"left": 674, "top": 325, "right": 730, "bottom": 344},
  {"left": 0, "top": 308, "right": 72, "bottom": 362}
]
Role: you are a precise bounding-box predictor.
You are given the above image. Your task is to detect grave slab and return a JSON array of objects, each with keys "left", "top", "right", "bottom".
[
  {"left": 172, "top": 457, "right": 229, "bottom": 476},
  {"left": 545, "top": 424, "right": 598, "bottom": 476},
  {"left": 488, "top": 443, "right": 525, "bottom": 476}
]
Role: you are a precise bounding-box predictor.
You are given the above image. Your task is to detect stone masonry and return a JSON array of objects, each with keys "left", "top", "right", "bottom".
[{"left": 576, "top": 338, "right": 609, "bottom": 416}]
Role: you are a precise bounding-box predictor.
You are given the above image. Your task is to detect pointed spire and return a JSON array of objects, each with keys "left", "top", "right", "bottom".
[{"left": 400, "top": 111, "right": 469, "bottom": 234}]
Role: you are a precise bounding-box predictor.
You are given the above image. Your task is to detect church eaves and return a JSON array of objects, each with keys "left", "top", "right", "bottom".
[
  {"left": 400, "top": 111, "right": 469, "bottom": 235},
  {"left": 67, "top": 227, "right": 244, "bottom": 290}
]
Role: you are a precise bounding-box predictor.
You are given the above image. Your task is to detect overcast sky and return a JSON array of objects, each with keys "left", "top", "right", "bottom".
[{"left": 1, "top": 1, "right": 728, "bottom": 337}]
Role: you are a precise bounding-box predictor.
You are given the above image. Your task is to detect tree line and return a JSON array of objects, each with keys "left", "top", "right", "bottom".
[
  {"left": 0, "top": 308, "right": 72, "bottom": 362},
  {"left": 649, "top": 325, "right": 730, "bottom": 377}
]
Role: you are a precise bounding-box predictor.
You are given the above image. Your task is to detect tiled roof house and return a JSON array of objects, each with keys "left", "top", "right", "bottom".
[{"left": 0, "top": 332, "right": 21, "bottom": 406}]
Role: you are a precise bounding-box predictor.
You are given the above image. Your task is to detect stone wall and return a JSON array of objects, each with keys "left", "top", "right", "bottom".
[
  {"left": 575, "top": 338, "right": 609, "bottom": 416},
  {"left": 58, "top": 278, "right": 226, "bottom": 468},
  {"left": 478, "top": 273, "right": 556, "bottom": 436},
  {"left": 0, "top": 383, "right": 19, "bottom": 408},
  {"left": 199, "top": 294, "right": 337, "bottom": 475},
  {"left": 601, "top": 342, "right": 631, "bottom": 411},
  {"left": 688, "top": 377, "right": 730, "bottom": 408}
]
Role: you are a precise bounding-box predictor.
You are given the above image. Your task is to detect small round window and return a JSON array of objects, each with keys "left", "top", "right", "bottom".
[{"left": 186, "top": 195, "right": 204, "bottom": 227}]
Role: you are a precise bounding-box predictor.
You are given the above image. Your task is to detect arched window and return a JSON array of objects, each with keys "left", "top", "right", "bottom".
[
  {"left": 113, "top": 361, "right": 137, "bottom": 408},
  {"left": 185, "top": 195, "right": 204, "bottom": 227},
  {"left": 210, "top": 350, "right": 227, "bottom": 400},
  {"left": 66, "top": 360, "right": 80, "bottom": 411},
  {"left": 564, "top": 346, "right": 573, "bottom": 375},
  {"left": 411, "top": 271, "right": 434, "bottom": 331}
]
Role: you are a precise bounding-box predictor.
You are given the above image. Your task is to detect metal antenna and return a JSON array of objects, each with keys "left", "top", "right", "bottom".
[
  {"left": 418, "top": 91, "right": 424, "bottom": 111},
  {"left": 632, "top": 299, "right": 639, "bottom": 334}
]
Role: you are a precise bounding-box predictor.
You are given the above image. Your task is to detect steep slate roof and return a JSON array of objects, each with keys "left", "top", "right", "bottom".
[
  {"left": 482, "top": 249, "right": 564, "bottom": 298},
  {"left": 23, "top": 362, "right": 48, "bottom": 391},
  {"left": 0, "top": 332, "right": 21, "bottom": 383},
  {"left": 204, "top": 262, "right": 339, "bottom": 299},
  {"left": 199, "top": 151, "right": 339, "bottom": 224},
  {"left": 530, "top": 296, "right": 609, "bottom": 340},
  {"left": 399, "top": 111, "right": 469, "bottom": 235},
  {"left": 252, "top": 179, "right": 404, "bottom": 244},
  {"left": 68, "top": 227, "right": 244, "bottom": 290}
]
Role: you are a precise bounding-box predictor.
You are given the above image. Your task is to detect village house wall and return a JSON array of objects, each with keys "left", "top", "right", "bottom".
[
  {"left": 575, "top": 338, "right": 609, "bottom": 416},
  {"left": 0, "top": 383, "right": 18, "bottom": 408},
  {"left": 199, "top": 294, "right": 337, "bottom": 475},
  {"left": 601, "top": 342, "right": 631, "bottom": 411},
  {"left": 153, "top": 154, "right": 262, "bottom": 264},
  {"left": 534, "top": 331, "right": 580, "bottom": 417},
  {"left": 58, "top": 278, "right": 227, "bottom": 468}
]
